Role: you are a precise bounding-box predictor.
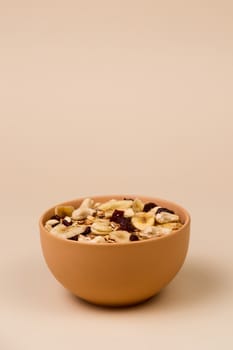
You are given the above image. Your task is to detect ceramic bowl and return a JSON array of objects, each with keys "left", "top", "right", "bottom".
[{"left": 39, "top": 195, "right": 190, "bottom": 306}]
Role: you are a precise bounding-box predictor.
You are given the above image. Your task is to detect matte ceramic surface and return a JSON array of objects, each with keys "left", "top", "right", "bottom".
[{"left": 39, "top": 195, "right": 190, "bottom": 306}]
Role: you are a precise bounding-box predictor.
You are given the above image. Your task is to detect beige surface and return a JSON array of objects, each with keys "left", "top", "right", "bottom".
[{"left": 0, "top": 1, "right": 233, "bottom": 349}]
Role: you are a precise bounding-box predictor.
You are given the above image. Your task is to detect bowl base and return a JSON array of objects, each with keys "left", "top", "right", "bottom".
[{"left": 74, "top": 292, "right": 160, "bottom": 308}]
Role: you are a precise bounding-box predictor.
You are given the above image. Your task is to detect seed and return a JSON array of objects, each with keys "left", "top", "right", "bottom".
[
  {"left": 68, "top": 235, "right": 79, "bottom": 241},
  {"left": 143, "top": 202, "right": 157, "bottom": 212},
  {"left": 130, "top": 234, "right": 139, "bottom": 241},
  {"left": 156, "top": 207, "right": 175, "bottom": 215}
]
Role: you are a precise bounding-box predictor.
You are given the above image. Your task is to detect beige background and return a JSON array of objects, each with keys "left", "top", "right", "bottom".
[{"left": 0, "top": 1, "right": 233, "bottom": 349}]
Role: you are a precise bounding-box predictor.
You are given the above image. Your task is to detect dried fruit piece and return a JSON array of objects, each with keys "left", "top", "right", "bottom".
[
  {"left": 50, "top": 215, "right": 61, "bottom": 221},
  {"left": 129, "top": 234, "right": 139, "bottom": 241},
  {"left": 110, "top": 210, "right": 135, "bottom": 232},
  {"left": 132, "top": 198, "right": 144, "bottom": 212},
  {"left": 50, "top": 224, "right": 87, "bottom": 239},
  {"left": 155, "top": 212, "right": 179, "bottom": 224},
  {"left": 98, "top": 199, "right": 133, "bottom": 211},
  {"left": 156, "top": 207, "right": 175, "bottom": 215},
  {"left": 143, "top": 202, "right": 157, "bottom": 212},
  {"left": 62, "top": 216, "right": 72, "bottom": 226},
  {"left": 119, "top": 217, "right": 135, "bottom": 232},
  {"left": 110, "top": 210, "right": 124, "bottom": 223},
  {"left": 109, "top": 230, "right": 130, "bottom": 243},
  {"left": 91, "top": 219, "right": 112, "bottom": 235},
  {"left": 68, "top": 235, "right": 79, "bottom": 241},
  {"left": 82, "top": 226, "right": 91, "bottom": 236},
  {"left": 55, "top": 206, "right": 75, "bottom": 218},
  {"left": 131, "top": 212, "right": 155, "bottom": 230}
]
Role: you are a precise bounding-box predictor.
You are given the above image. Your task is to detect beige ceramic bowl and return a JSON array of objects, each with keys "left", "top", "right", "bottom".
[{"left": 39, "top": 195, "right": 190, "bottom": 306}]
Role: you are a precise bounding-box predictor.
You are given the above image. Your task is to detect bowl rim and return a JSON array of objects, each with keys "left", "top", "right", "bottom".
[{"left": 39, "top": 194, "right": 191, "bottom": 247}]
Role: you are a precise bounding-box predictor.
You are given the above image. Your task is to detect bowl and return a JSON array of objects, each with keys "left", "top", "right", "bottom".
[{"left": 39, "top": 195, "right": 190, "bottom": 306}]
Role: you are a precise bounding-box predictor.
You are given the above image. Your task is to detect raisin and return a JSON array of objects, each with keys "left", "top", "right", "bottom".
[
  {"left": 143, "top": 202, "right": 157, "bottom": 212},
  {"left": 110, "top": 210, "right": 124, "bottom": 223},
  {"left": 156, "top": 207, "right": 175, "bottom": 214},
  {"left": 82, "top": 226, "right": 91, "bottom": 236},
  {"left": 50, "top": 215, "right": 61, "bottom": 221},
  {"left": 51, "top": 221, "right": 59, "bottom": 228},
  {"left": 130, "top": 234, "right": 139, "bottom": 241},
  {"left": 111, "top": 210, "right": 135, "bottom": 232},
  {"left": 62, "top": 219, "right": 72, "bottom": 226},
  {"left": 68, "top": 235, "right": 79, "bottom": 241},
  {"left": 119, "top": 217, "right": 135, "bottom": 232}
]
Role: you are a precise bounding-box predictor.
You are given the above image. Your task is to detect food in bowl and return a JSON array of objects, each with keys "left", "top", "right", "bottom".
[
  {"left": 39, "top": 195, "right": 190, "bottom": 306},
  {"left": 44, "top": 197, "right": 184, "bottom": 243}
]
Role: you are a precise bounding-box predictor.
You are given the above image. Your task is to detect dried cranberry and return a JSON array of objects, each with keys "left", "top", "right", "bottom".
[
  {"left": 156, "top": 207, "right": 175, "bottom": 214},
  {"left": 82, "top": 226, "right": 91, "bottom": 236},
  {"left": 143, "top": 202, "right": 157, "bottom": 212},
  {"left": 68, "top": 235, "right": 79, "bottom": 241},
  {"left": 130, "top": 234, "right": 139, "bottom": 241},
  {"left": 50, "top": 215, "right": 61, "bottom": 221}
]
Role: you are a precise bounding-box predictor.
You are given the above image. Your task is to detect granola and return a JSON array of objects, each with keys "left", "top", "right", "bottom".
[{"left": 45, "top": 198, "right": 183, "bottom": 243}]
